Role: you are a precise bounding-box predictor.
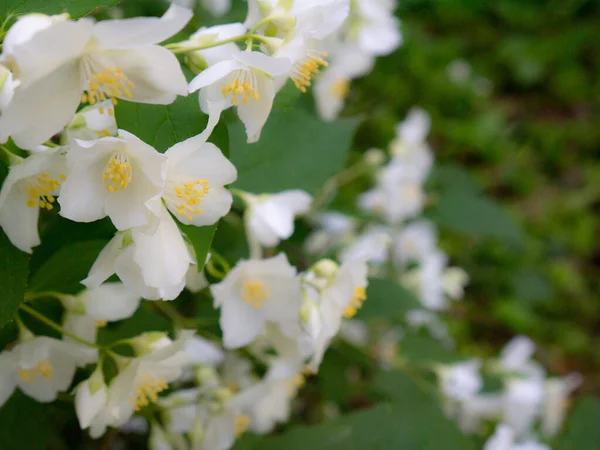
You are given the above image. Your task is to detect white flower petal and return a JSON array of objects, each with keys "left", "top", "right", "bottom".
[
  {"left": 82, "top": 233, "right": 124, "bottom": 289},
  {"left": 80, "top": 282, "right": 141, "bottom": 322},
  {"left": 188, "top": 59, "right": 242, "bottom": 93},
  {"left": 233, "top": 51, "right": 291, "bottom": 77}
]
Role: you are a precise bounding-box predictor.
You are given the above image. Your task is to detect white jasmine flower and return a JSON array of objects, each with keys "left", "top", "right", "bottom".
[
  {"left": 392, "top": 220, "right": 438, "bottom": 267},
  {"left": 503, "top": 378, "right": 544, "bottom": 439},
  {"left": 163, "top": 129, "right": 237, "bottom": 226},
  {"left": 350, "top": 0, "right": 402, "bottom": 57},
  {"left": 242, "top": 190, "right": 312, "bottom": 247},
  {"left": 442, "top": 267, "right": 469, "bottom": 300},
  {"left": 58, "top": 130, "right": 166, "bottom": 230},
  {"left": 211, "top": 254, "right": 303, "bottom": 349},
  {"left": 149, "top": 423, "right": 175, "bottom": 450},
  {"left": 497, "top": 335, "right": 545, "bottom": 379},
  {"left": 83, "top": 201, "right": 194, "bottom": 301},
  {"left": 484, "top": 424, "right": 515, "bottom": 450},
  {"left": 183, "top": 335, "right": 224, "bottom": 368},
  {"left": 0, "top": 336, "right": 90, "bottom": 406},
  {"left": 438, "top": 360, "right": 482, "bottom": 402},
  {"left": 77, "top": 282, "right": 142, "bottom": 322},
  {"left": 410, "top": 251, "right": 448, "bottom": 311},
  {"left": 339, "top": 225, "right": 391, "bottom": 265},
  {"left": 394, "top": 107, "right": 432, "bottom": 149},
  {"left": 189, "top": 50, "right": 291, "bottom": 142},
  {"left": 541, "top": 373, "right": 582, "bottom": 438},
  {"left": 0, "top": 148, "right": 67, "bottom": 253},
  {"left": 0, "top": 64, "right": 18, "bottom": 112},
  {"left": 459, "top": 393, "right": 504, "bottom": 434},
  {"left": 314, "top": 45, "right": 374, "bottom": 121},
  {"left": 305, "top": 211, "right": 357, "bottom": 255},
  {"left": 201, "top": 0, "right": 232, "bottom": 17},
  {"left": 62, "top": 100, "right": 118, "bottom": 143},
  {"left": 185, "top": 255, "right": 210, "bottom": 293},
  {"left": 0, "top": 5, "right": 192, "bottom": 149},
  {"left": 75, "top": 366, "right": 108, "bottom": 431}
]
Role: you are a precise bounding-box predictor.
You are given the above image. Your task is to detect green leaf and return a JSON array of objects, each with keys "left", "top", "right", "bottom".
[
  {"left": 115, "top": 95, "right": 210, "bottom": 152},
  {"left": 0, "top": 391, "right": 53, "bottom": 450},
  {"left": 236, "top": 373, "right": 474, "bottom": 450},
  {"left": 229, "top": 108, "right": 359, "bottom": 195},
  {"left": 558, "top": 396, "right": 600, "bottom": 450},
  {"left": 0, "top": 0, "right": 117, "bottom": 19},
  {"left": 355, "top": 278, "right": 421, "bottom": 321},
  {"left": 178, "top": 222, "right": 218, "bottom": 271},
  {"left": 98, "top": 302, "right": 170, "bottom": 344},
  {"left": 0, "top": 230, "right": 30, "bottom": 327},
  {"left": 28, "top": 239, "right": 108, "bottom": 295},
  {"left": 430, "top": 190, "right": 524, "bottom": 245}
]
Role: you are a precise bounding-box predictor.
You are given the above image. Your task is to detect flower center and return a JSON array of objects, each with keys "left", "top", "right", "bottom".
[
  {"left": 330, "top": 78, "right": 350, "bottom": 99},
  {"left": 343, "top": 286, "right": 367, "bottom": 318},
  {"left": 241, "top": 279, "right": 270, "bottom": 308},
  {"left": 291, "top": 51, "right": 328, "bottom": 93},
  {"left": 221, "top": 70, "right": 260, "bottom": 106},
  {"left": 234, "top": 414, "right": 250, "bottom": 437},
  {"left": 102, "top": 152, "right": 133, "bottom": 192},
  {"left": 18, "top": 359, "right": 54, "bottom": 384},
  {"left": 172, "top": 179, "right": 210, "bottom": 220},
  {"left": 81, "top": 66, "right": 134, "bottom": 114},
  {"left": 129, "top": 374, "right": 169, "bottom": 411},
  {"left": 25, "top": 172, "right": 66, "bottom": 210}
]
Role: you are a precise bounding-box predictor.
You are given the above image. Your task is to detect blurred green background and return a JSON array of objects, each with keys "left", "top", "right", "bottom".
[{"left": 348, "top": 0, "right": 600, "bottom": 388}]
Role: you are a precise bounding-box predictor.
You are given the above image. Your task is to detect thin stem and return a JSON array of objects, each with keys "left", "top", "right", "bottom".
[
  {"left": 0, "top": 145, "right": 22, "bottom": 166},
  {"left": 25, "top": 291, "right": 68, "bottom": 302},
  {"left": 167, "top": 34, "right": 250, "bottom": 54},
  {"left": 310, "top": 160, "right": 372, "bottom": 213},
  {"left": 244, "top": 212, "right": 263, "bottom": 260},
  {"left": 19, "top": 304, "right": 102, "bottom": 349},
  {"left": 205, "top": 260, "right": 226, "bottom": 280},
  {"left": 152, "top": 302, "right": 195, "bottom": 329}
]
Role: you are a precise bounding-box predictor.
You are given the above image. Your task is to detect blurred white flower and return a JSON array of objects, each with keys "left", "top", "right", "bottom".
[{"left": 62, "top": 100, "right": 118, "bottom": 143}]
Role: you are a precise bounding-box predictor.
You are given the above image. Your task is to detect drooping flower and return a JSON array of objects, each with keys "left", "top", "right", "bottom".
[
  {"left": 242, "top": 190, "right": 312, "bottom": 247},
  {"left": 61, "top": 100, "right": 118, "bottom": 143},
  {"left": 58, "top": 130, "right": 166, "bottom": 231},
  {"left": 0, "top": 5, "right": 192, "bottom": 149},
  {"left": 83, "top": 200, "right": 194, "bottom": 301},
  {"left": 211, "top": 254, "right": 303, "bottom": 348},
  {"left": 0, "top": 148, "right": 67, "bottom": 253},
  {"left": 189, "top": 50, "right": 291, "bottom": 142}
]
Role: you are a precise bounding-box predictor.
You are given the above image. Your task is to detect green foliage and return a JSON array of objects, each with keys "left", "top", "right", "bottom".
[
  {"left": 558, "top": 396, "right": 600, "bottom": 450},
  {"left": 0, "top": 230, "right": 30, "bottom": 327},
  {"left": 356, "top": 278, "right": 421, "bottom": 321},
  {"left": 229, "top": 108, "right": 359, "bottom": 195},
  {"left": 0, "top": 0, "right": 117, "bottom": 19},
  {"left": 179, "top": 223, "right": 218, "bottom": 272},
  {"left": 0, "top": 391, "right": 53, "bottom": 450}
]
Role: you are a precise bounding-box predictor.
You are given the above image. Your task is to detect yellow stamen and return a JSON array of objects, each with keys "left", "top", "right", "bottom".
[
  {"left": 172, "top": 179, "right": 210, "bottom": 221},
  {"left": 95, "top": 320, "right": 107, "bottom": 328},
  {"left": 241, "top": 279, "right": 270, "bottom": 308},
  {"left": 343, "top": 286, "right": 367, "bottom": 319},
  {"left": 17, "top": 359, "right": 54, "bottom": 384},
  {"left": 25, "top": 173, "right": 64, "bottom": 210},
  {"left": 128, "top": 374, "right": 168, "bottom": 411},
  {"left": 234, "top": 415, "right": 250, "bottom": 437},
  {"left": 102, "top": 152, "right": 133, "bottom": 192},
  {"left": 221, "top": 70, "right": 260, "bottom": 106},
  {"left": 292, "top": 51, "right": 328, "bottom": 93},
  {"left": 330, "top": 78, "right": 350, "bottom": 99},
  {"left": 81, "top": 66, "right": 134, "bottom": 114}
]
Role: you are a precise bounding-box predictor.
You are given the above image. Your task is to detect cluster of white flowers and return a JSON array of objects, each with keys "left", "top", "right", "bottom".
[
  {"left": 0, "top": 2, "right": 398, "bottom": 447},
  {"left": 436, "top": 336, "right": 581, "bottom": 450},
  {"left": 307, "top": 107, "right": 469, "bottom": 350}
]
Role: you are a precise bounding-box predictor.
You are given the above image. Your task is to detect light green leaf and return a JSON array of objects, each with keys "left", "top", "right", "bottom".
[
  {"left": 355, "top": 277, "right": 421, "bottom": 321},
  {"left": 28, "top": 240, "right": 108, "bottom": 295},
  {"left": 115, "top": 95, "right": 211, "bottom": 152},
  {"left": 229, "top": 108, "right": 359, "bottom": 195},
  {"left": 0, "top": 0, "right": 117, "bottom": 19},
  {"left": 430, "top": 190, "right": 524, "bottom": 245},
  {"left": 558, "top": 396, "right": 600, "bottom": 450}
]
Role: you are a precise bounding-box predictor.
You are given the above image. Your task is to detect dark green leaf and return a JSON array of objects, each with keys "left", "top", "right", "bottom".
[
  {"left": 0, "top": 230, "right": 30, "bottom": 327},
  {"left": 558, "top": 396, "right": 600, "bottom": 450},
  {"left": 28, "top": 239, "right": 108, "bottom": 294},
  {"left": 0, "top": 0, "right": 117, "bottom": 19},
  {"left": 229, "top": 108, "right": 359, "bottom": 195},
  {"left": 97, "top": 302, "right": 170, "bottom": 344},
  {"left": 355, "top": 278, "right": 421, "bottom": 321},
  {"left": 178, "top": 222, "right": 217, "bottom": 272},
  {"left": 0, "top": 391, "right": 53, "bottom": 450}
]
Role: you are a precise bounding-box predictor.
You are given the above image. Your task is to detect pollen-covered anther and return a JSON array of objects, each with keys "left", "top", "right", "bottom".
[
  {"left": 292, "top": 51, "right": 328, "bottom": 93},
  {"left": 234, "top": 415, "right": 250, "bottom": 437},
  {"left": 129, "top": 374, "right": 169, "bottom": 411},
  {"left": 102, "top": 152, "right": 133, "bottom": 192},
  {"left": 241, "top": 279, "right": 270, "bottom": 308},
  {"left": 174, "top": 178, "right": 210, "bottom": 220},
  {"left": 17, "top": 359, "right": 54, "bottom": 384},
  {"left": 25, "top": 172, "right": 66, "bottom": 210},
  {"left": 81, "top": 66, "right": 135, "bottom": 112},
  {"left": 330, "top": 78, "right": 350, "bottom": 99},
  {"left": 343, "top": 286, "right": 367, "bottom": 319},
  {"left": 221, "top": 71, "right": 260, "bottom": 106}
]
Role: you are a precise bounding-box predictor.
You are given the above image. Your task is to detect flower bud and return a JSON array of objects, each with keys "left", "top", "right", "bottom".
[
  {"left": 364, "top": 148, "right": 386, "bottom": 166},
  {"left": 312, "top": 259, "right": 339, "bottom": 280},
  {"left": 185, "top": 51, "right": 207, "bottom": 75},
  {"left": 130, "top": 332, "right": 171, "bottom": 355}
]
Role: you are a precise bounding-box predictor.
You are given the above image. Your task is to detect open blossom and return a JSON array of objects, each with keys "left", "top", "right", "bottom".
[
  {"left": 349, "top": 0, "right": 402, "bottom": 57},
  {"left": 0, "top": 5, "right": 191, "bottom": 149},
  {"left": 62, "top": 100, "right": 118, "bottom": 143},
  {"left": 242, "top": 190, "right": 312, "bottom": 247},
  {"left": 189, "top": 50, "right": 291, "bottom": 142},
  {"left": 163, "top": 129, "right": 237, "bottom": 226},
  {"left": 0, "top": 148, "right": 67, "bottom": 253},
  {"left": 211, "top": 254, "right": 303, "bottom": 349},
  {"left": 0, "top": 336, "right": 90, "bottom": 407},
  {"left": 392, "top": 220, "right": 438, "bottom": 267},
  {"left": 83, "top": 201, "right": 194, "bottom": 301},
  {"left": 438, "top": 360, "right": 483, "bottom": 403},
  {"left": 58, "top": 130, "right": 166, "bottom": 230}
]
